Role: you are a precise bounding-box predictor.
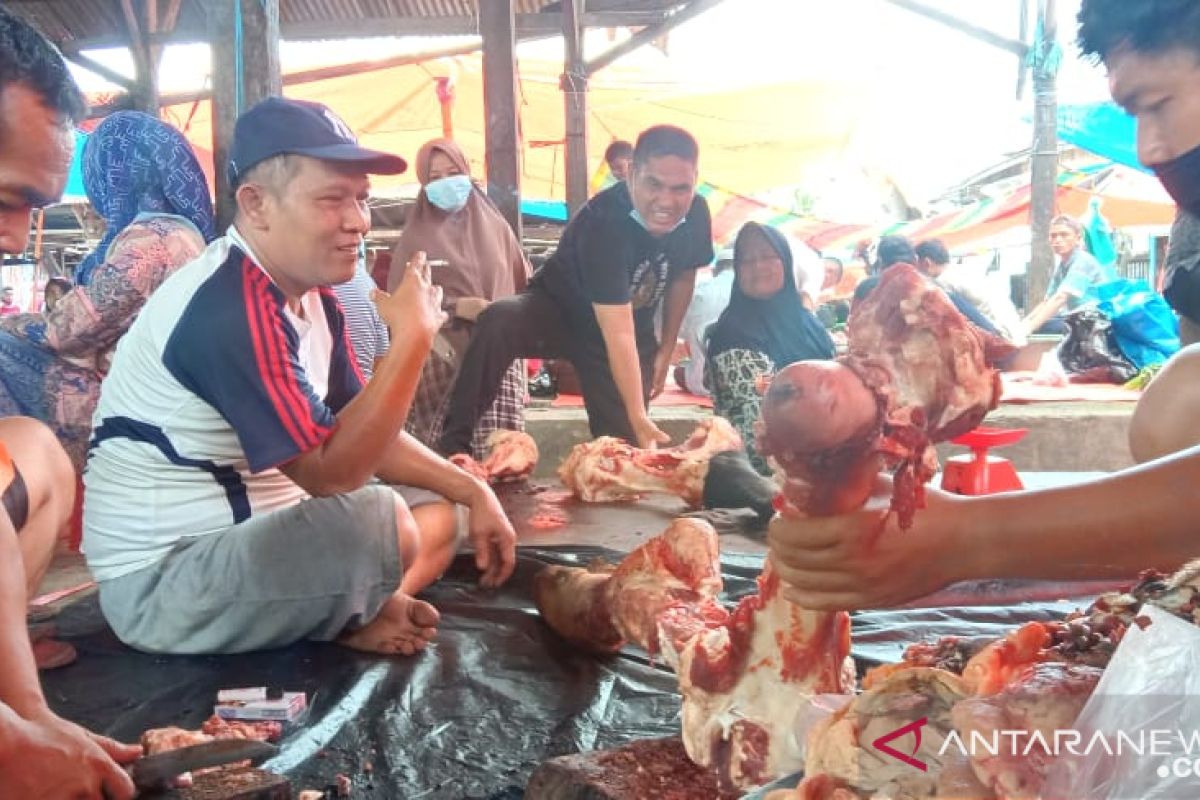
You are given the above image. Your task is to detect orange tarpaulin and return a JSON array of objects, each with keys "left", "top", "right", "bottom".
[{"left": 160, "top": 53, "right": 866, "bottom": 201}]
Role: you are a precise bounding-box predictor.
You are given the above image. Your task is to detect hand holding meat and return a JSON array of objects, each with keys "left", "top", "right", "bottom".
[
  {"left": 0, "top": 706, "right": 141, "bottom": 800},
  {"left": 371, "top": 250, "right": 445, "bottom": 343},
  {"left": 768, "top": 477, "right": 969, "bottom": 610}
]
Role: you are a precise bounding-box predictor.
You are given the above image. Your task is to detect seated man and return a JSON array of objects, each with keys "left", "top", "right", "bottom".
[
  {"left": 83, "top": 96, "right": 516, "bottom": 656},
  {"left": 1022, "top": 214, "right": 1117, "bottom": 335},
  {"left": 437, "top": 125, "right": 713, "bottom": 453}
]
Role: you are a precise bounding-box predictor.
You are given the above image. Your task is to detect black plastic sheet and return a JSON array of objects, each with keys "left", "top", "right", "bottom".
[{"left": 40, "top": 547, "right": 1098, "bottom": 798}]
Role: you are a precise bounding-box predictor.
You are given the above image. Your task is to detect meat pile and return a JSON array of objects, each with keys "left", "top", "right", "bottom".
[
  {"left": 534, "top": 518, "right": 854, "bottom": 791},
  {"left": 557, "top": 417, "right": 742, "bottom": 507},
  {"left": 760, "top": 263, "right": 1014, "bottom": 527},
  {"left": 767, "top": 561, "right": 1200, "bottom": 799},
  {"left": 450, "top": 429, "right": 539, "bottom": 483},
  {"left": 139, "top": 715, "right": 282, "bottom": 788}
]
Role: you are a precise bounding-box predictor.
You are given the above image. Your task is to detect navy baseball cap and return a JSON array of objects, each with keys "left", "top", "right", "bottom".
[{"left": 227, "top": 96, "right": 407, "bottom": 186}]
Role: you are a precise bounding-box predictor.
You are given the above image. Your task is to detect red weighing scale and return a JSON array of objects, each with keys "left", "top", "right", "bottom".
[{"left": 940, "top": 426, "right": 1027, "bottom": 495}]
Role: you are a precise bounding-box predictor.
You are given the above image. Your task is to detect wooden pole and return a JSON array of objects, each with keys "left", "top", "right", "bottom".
[
  {"left": 480, "top": 0, "right": 523, "bottom": 239},
  {"left": 210, "top": 0, "right": 282, "bottom": 229},
  {"left": 1027, "top": 0, "right": 1058, "bottom": 310},
  {"left": 562, "top": 0, "right": 589, "bottom": 216}
]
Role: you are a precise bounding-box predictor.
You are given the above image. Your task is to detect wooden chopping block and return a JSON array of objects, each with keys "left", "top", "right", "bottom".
[
  {"left": 155, "top": 767, "right": 291, "bottom": 800},
  {"left": 525, "top": 737, "right": 739, "bottom": 800}
]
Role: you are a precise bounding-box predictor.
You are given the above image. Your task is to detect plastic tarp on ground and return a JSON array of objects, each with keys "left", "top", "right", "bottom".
[{"left": 42, "top": 549, "right": 1100, "bottom": 799}]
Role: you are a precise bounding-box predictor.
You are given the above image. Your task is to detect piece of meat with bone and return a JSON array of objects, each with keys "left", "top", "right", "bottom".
[
  {"left": 532, "top": 518, "right": 723, "bottom": 656},
  {"left": 671, "top": 560, "right": 855, "bottom": 792},
  {"left": 450, "top": 430, "right": 538, "bottom": 483},
  {"left": 533, "top": 517, "right": 852, "bottom": 791},
  {"left": 558, "top": 417, "right": 742, "bottom": 506},
  {"left": 950, "top": 662, "right": 1103, "bottom": 799},
  {"left": 605, "top": 517, "right": 725, "bottom": 655},
  {"left": 761, "top": 263, "right": 1014, "bottom": 528}
]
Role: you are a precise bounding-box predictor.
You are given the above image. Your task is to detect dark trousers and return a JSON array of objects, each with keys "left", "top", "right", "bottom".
[{"left": 437, "top": 286, "right": 654, "bottom": 455}]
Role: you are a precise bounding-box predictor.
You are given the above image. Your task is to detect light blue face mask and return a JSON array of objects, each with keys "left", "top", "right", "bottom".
[
  {"left": 630, "top": 207, "right": 686, "bottom": 233},
  {"left": 425, "top": 174, "right": 472, "bottom": 212}
]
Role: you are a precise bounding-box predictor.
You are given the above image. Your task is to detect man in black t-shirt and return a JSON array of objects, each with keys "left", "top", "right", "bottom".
[{"left": 438, "top": 125, "right": 713, "bottom": 454}]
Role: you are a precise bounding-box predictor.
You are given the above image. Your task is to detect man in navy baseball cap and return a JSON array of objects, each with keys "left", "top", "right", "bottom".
[
  {"left": 81, "top": 94, "right": 517, "bottom": 662},
  {"left": 228, "top": 96, "right": 406, "bottom": 187}
]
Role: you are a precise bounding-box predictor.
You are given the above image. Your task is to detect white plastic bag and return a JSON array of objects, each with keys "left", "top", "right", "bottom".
[
  {"left": 1032, "top": 347, "right": 1068, "bottom": 387},
  {"left": 1042, "top": 606, "right": 1200, "bottom": 798}
]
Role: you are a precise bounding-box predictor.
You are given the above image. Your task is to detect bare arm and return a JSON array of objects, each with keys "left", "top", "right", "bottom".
[
  {"left": 1021, "top": 291, "right": 1070, "bottom": 336},
  {"left": 280, "top": 255, "right": 444, "bottom": 496},
  {"left": 593, "top": 303, "right": 669, "bottom": 448},
  {"left": 0, "top": 515, "right": 43, "bottom": 718},
  {"left": 770, "top": 447, "right": 1200, "bottom": 610},
  {"left": 0, "top": 513, "right": 140, "bottom": 798},
  {"left": 1129, "top": 344, "right": 1200, "bottom": 463},
  {"left": 650, "top": 270, "right": 698, "bottom": 397},
  {"left": 376, "top": 433, "right": 517, "bottom": 587}
]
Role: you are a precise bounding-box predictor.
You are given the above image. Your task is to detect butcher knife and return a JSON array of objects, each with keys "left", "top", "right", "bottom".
[{"left": 129, "top": 739, "right": 278, "bottom": 792}]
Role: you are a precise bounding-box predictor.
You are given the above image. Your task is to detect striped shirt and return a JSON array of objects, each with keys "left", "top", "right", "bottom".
[
  {"left": 332, "top": 261, "right": 389, "bottom": 380},
  {"left": 83, "top": 227, "right": 364, "bottom": 581}
]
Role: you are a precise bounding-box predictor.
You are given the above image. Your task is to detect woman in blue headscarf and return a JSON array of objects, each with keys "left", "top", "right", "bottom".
[
  {"left": 706, "top": 222, "right": 836, "bottom": 473},
  {"left": 0, "top": 111, "right": 214, "bottom": 469}
]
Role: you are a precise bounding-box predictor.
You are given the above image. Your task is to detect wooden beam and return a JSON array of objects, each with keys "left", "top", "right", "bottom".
[
  {"left": 563, "top": 0, "right": 589, "bottom": 217},
  {"left": 882, "top": 0, "right": 1029, "bottom": 58},
  {"left": 60, "top": 11, "right": 679, "bottom": 52},
  {"left": 120, "top": 0, "right": 159, "bottom": 113},
  {"left": 87, "top": 42, "right": 485, "bottom": 114},
  {"left": 210, "top": 0, "right": 282, "bottom": 229},
  {"left": 1027, "top": 0, "right": 1058, "bottom": 310},
  {"left": 480, "top": 0, "right": 523, "bottom": 239},
  {"left": 64, "top": 52, "right": 136, "bottom": 91},
  {"left": 584, "top": 0, "right": 725, "bottom": 77}
]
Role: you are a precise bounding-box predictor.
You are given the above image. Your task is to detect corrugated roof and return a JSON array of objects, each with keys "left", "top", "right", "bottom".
[{"left": 4, "top": 0, "right": 680, "bottom": 50}]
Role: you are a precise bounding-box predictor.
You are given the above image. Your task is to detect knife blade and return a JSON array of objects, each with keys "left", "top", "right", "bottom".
[{"left": 129, "top": 738, "right": 278, "bottom": 790}]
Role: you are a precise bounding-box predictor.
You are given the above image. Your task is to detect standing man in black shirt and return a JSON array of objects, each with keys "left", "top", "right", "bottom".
[{"left": 437, "top": 125, "right": 713, "bottom": 454}]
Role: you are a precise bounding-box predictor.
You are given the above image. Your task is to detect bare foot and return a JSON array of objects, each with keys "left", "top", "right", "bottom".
[{"left": 338, "top": 593, "right": 440, "bottom": 656}]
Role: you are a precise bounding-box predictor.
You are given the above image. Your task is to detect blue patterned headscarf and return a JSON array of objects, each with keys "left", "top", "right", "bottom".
[{"left": 76, "top": 111, "right": 215, "bottom": 285}]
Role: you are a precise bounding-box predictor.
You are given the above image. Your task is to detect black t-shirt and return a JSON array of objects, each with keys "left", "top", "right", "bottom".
[{"left": 531, "top": 181, "right": 713, "bottom": 337}]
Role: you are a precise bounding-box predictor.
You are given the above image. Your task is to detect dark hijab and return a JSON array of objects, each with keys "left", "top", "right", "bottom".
[{"left": 707, "top": 222, "right": 835, "bottom": 368}]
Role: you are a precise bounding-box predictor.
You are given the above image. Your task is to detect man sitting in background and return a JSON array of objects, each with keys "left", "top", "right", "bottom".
[{"left": 1022, "top": 214, "right": 1117, "bottom": 335}]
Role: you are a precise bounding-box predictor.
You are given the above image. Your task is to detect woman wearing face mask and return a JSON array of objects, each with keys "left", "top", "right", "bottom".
[
  {"left": 388, "top": 138, "right": 533, "bottom": 459},
  {"left": 705, "top": 222, "right": 835, "bottom": 474}
]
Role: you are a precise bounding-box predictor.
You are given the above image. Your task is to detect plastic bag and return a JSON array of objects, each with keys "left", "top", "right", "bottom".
[
  {"left": 1042, "top": 606, "right": 1200, "bottom": 799},
  {"left": 1033, "top": 348, "right": 1069, "bottom": 386},
  {"left": 1058, "top": 307, "right": 1138, "bottom": 383},
  {"left": 1089, "top": 279, "right": 1181, "bottom": 369}
]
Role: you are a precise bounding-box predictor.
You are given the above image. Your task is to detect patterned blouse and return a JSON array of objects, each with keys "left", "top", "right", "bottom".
[
  {"left": 707, "top": 347, "right": 775, "bottom": 474},
  {"left": 0, "top": 214, "right": 205, "bottom": 468}
]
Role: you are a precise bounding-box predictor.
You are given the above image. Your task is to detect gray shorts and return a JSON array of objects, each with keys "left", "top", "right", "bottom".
[{"left": 97, "top": 484, "right": 445, "bottom": 654}]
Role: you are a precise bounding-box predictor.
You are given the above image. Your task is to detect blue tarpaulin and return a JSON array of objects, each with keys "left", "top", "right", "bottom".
[{"left": 1057, "top": 102, "right": 1146, "bottom": 173}]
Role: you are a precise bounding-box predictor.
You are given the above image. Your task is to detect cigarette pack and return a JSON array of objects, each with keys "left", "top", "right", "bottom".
[{"left": 215, "top": 687, "right": 307, "bottom": 722}]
